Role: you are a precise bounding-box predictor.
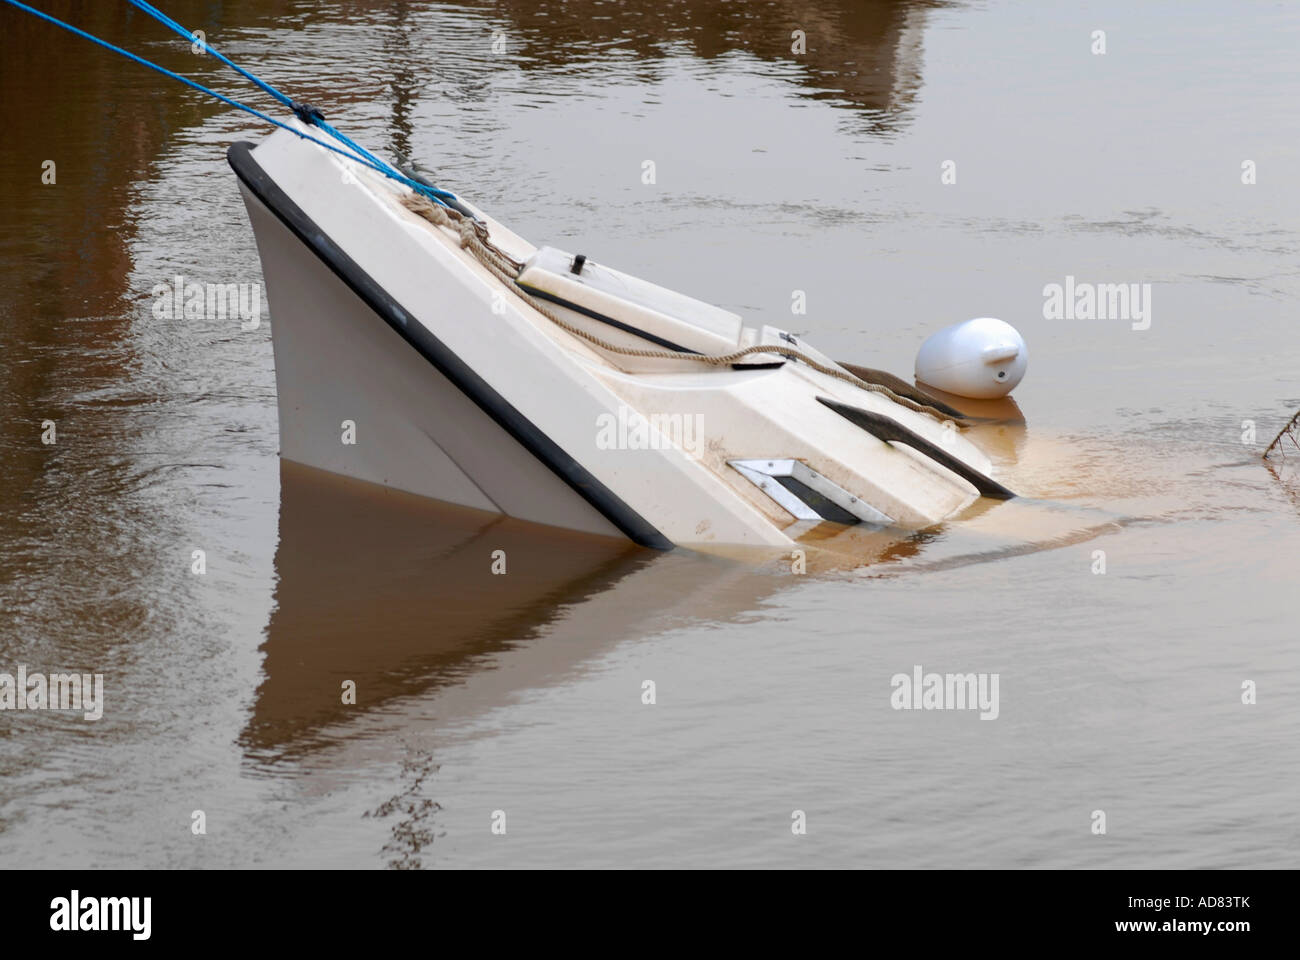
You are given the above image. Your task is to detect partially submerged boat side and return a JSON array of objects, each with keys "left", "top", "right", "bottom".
[{"left": 229, "top": 121, "right": 1008, "bottom": 549}]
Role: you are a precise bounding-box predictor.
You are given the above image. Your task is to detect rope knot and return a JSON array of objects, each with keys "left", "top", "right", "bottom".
[{"left": 289, "top": 101, "right": 325, "bottom": 125}]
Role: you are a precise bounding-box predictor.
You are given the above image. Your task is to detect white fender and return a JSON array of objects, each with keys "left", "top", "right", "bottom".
[{"left": 915, "top": 317, "right": 1027, "bottom": 399}]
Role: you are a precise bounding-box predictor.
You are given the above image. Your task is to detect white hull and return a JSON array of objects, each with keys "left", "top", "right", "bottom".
[
  {"left": 239, "top": 184, "right": 624, "bottom": 539},
  {"left": 231, "top": 124, "right": 1010, "bottom": 549}
]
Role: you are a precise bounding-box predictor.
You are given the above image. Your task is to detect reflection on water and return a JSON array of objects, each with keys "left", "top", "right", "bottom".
[
  {"left": 462, "top": 0, "right": 935, "bottom": 132},
  {"left": 247, "top": 462, "right": 647, "bottom": 760},
  {"left": 2, "top": 0, "right": 1299, "bottom": 868}
]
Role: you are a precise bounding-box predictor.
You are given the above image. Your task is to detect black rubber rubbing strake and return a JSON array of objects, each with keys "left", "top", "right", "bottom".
[
  {"left": 514, "top": 282, "right": 699, "bottom": 354},
  {"left": 817, "top": 396, "right": 1017, "bottom": 500},
  {"left": 226, "top": 141, "right": 673, "bottom": 550}
]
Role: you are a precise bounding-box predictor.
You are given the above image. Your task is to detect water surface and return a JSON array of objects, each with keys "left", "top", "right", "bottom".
[{"left": 1, "top": 0, "right": 1297, "bottom": 868}]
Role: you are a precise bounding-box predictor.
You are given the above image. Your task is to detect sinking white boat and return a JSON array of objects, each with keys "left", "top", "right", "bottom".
[{"left": 230, "top": 120, "right": 1013, "bottom": 550}]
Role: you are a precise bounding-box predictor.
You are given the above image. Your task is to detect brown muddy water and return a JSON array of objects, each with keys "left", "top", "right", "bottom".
[{"left": 1, "top": 0, "right": 1298, "bottom": 868}]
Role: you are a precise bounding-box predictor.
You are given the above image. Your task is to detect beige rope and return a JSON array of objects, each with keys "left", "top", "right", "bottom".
[{"left": 401, "top": 193, "right": 962, "bottom": 424}]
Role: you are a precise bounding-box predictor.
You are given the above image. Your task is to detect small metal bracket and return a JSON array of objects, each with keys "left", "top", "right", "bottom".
[{"left": 728, "top": 459, "right": 893, "bottom": 526}]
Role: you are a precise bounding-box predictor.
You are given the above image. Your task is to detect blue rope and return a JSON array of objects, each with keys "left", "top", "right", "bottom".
[
  {"left": 122, "top": 0, "right": 457, "bottom": 204},
  {"left": 127, "top": 0, "right": 393, "bottom": 173},
  {"left": 124, "top": 0, "right": 294, "bottom": 108},
  {"left": 3, "top": 0, "right": 459, "bottom": 207}
]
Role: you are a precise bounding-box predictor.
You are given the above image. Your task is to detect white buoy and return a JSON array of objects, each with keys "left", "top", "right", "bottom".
[{"left": 915, "top": 317, "right": 1027, "bottom": 400}]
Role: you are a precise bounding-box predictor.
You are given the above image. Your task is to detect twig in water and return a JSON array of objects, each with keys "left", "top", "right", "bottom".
[{"left": 1263, "top": 408, "right": 1300, "bottom": 460}]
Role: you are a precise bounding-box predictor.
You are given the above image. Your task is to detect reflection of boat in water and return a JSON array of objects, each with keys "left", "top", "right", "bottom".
[
  {"left": 242, "top": 461, "right": 646, "bottom": 758},
  {"left": 245, "top": 461, "right": 910, "bottom": 758},
  {"left": 245, "top": 460, "right": 951, "bottom": 759},
  {"left": 244, "top": 450, "right": 1120, "bottom": 760}
]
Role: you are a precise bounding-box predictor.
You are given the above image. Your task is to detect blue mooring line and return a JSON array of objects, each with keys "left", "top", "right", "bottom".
[
  {"left": 4, "top": 0, "right": 461, "bottom": 207},
  {"left": 123, "top": 0, "right": 404, "bottom": 184},
  {"left": 125, "top": 0, "right": 295, "bottom": 108}
]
